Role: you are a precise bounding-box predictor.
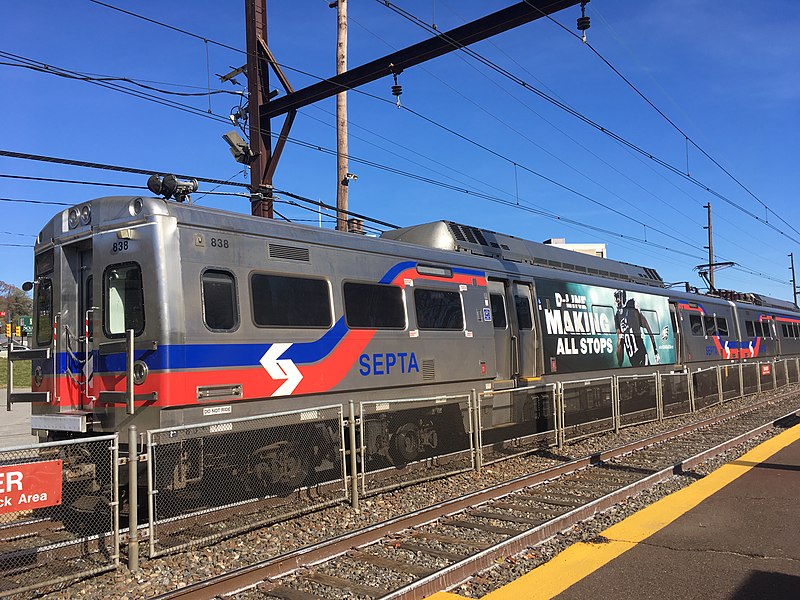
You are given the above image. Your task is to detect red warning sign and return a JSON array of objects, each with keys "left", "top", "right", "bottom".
[
  {"left": 0, "top": 460, "right": 63, "bottom": 514},
  {"left": 761, "top": 364, "right": 772, "bottom": 376}
]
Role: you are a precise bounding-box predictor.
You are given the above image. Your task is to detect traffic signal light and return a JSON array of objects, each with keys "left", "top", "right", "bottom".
[
  {"left": 4, "top": 323, "right": 10, "bottom": 338},
  {"left": 15, "top": 326, "right": 21, "bottom": 337}
]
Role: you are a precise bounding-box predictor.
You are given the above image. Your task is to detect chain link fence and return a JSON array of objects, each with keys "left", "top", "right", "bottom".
[
  {"left": 660, "top": 371, "right": 692, "bottom": 418},
  {"left": 617, "top": 373, "right": 658, "bottom": 427},
  {"left": 358, "top": 394, "right": 473, "bottom": 496},
  {"left": 788, "top": 358, "right": 800, "bottom": 385},
  {"left": 477, "top": 384, "right": 557, "bottom": 466},
  {"left": 692, "top": 367, "right": 721, "bottom": 410},
  {"left": 775, "top": 359, "right": 788, "bottom": 388},
  {"left": 560, "top": 377, "right": 614, "bottom": 444},
  {"left": 146, "top": 405, "right": 345, "bottom": 558},
  {"left": 742, "top": 362, "right": 760, "bottom": 395},
  {"left": 758, "top": 362, "right": 776, "bottom": 392},
  {"left": 720, "top": 364, "right": 743, "bottom": 402},
  {"left": 0, "top": 436, "right": 118, "bottom": 598}
]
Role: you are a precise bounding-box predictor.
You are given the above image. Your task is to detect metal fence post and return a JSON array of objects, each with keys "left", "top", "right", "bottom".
[
  {"left": 127, "top": 424, "right": 139, "bottom": 571},
  {"left": 688, "top": 371, "right": 696, "bottom": 413},
  {"left": 655, "top": 371, "right": 663, "bottom": 421},
  {"left": 773, "top": 360, "right": 778, "bottom": 389},
  {"left": 126, "top": 329, "right": 135, "bottom": 415},
  {"left": 146, "top": 430, "right": 157, "bottom": 558},
  {"left": 738, "top": 363, "right": 744, "bottom": 398},
  {"left": 472, "top": 390, "right": 482, "bottom": 474},
  {"left": 716, "top": 366, "right": 723, "bottom": 405},
  {"left": 556, "top": 382, "right": 564, "bottom": 451},
  {"left": 612, "top": 376, "right": 620, "bottom": 434},
  {"left": 6, "top": 341, "right": 12, "bottom": 411},
  {"left": 348, "top": 400, "right": 359, "bottom": 513}
]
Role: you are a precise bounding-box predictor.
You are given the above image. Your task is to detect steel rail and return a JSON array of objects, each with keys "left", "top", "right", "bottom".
[{"left": 149, "top": 392, "right": 799, "bottom": 600}]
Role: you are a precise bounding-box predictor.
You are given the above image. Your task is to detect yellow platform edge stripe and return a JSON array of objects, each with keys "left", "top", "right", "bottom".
[{"left": 428, "top": 422, "right": 800, "bottom": 600}]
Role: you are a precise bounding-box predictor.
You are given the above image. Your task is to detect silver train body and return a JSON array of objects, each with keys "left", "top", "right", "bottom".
[{"left": 14, "top": 195, "right": 800, "bottom": 485}]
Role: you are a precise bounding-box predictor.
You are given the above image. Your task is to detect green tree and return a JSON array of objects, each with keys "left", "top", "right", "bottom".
[{"left": 0, "top": 280, "right": 32, "bottom": 323}]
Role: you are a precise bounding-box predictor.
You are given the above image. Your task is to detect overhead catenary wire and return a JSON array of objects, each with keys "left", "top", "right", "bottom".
[
  {"left": 76, "top": 2, "right": 798, "bottom": 258},
  {"left": 376, "top": 1, "right": 800, "bottom": 247},
  {"left": 526, "top": 0, "right": 800, "bottom": 240},
  {"left": 1, "top": 18, "right": 791, "bottom": 286}
]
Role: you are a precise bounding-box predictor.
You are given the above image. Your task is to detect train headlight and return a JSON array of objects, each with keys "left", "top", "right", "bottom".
[
  {"left": 80, "top": 204, "right": 92, "bottom": 225},
  {"left": 129, "top": 198, "right": 143, "bottom": 216},
  {"left": 133, "top": 360, "right": 148, "bottom": 385},
  {"left": 68, "top": 207, "right": 80, "bottom": 229}
]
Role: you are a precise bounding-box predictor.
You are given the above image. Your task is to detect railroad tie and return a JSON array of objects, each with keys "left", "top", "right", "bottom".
[
  {"left": 348, "top": 550, "right": 435, "bottom": 576},
  {"left": 396, "top": 541, "right": 466, "bottom": 562},
  {"left": 441, "top": 518, "right": 521, "bottom": 536},
  {"left": 304, "top": 572, "right": 389, "bottom": 598},
  {"left": 468, "top": 509, "right": 545, "bottom": 526},
  {"left": 263, "top": 585, "right": 323, "bottom": 600},
  {"left": 411, "top": 531, "right": 491, "bottom": 550},
  {"left": 491, "top": 501, "right": 565, "bottom": 518},
  {"left": 520, "top": 492, "right": 583, "bottom": 507}
]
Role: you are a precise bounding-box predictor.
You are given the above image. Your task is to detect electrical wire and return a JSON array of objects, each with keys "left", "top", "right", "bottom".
[
  {"left": 0, "top": 149, "right": 250, "bottom": 188},
  {"left": 527, "top": 0, "right": 800, "bottom": 239},
  {"left": 0, "top": 62, "right": 244, "bottom": 98},
  {"left": 377, "top": 1, "right": 800, "bottom": 247},
  {"left": 80, "top": 1, "right": 766, "bottom": 256}
]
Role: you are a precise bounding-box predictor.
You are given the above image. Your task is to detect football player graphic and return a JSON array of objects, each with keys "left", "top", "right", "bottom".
[{"left": 614, "top": 290, "right": 659, "bottom": 367}]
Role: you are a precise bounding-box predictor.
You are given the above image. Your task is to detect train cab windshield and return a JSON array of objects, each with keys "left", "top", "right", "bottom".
[{"left": 104, "top": 262, "right": 145, "bottom": 336}]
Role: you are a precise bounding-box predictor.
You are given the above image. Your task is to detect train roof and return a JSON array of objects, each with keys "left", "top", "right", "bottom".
[{"left": 381, "top": 221, "right": 665, "bottom": 289}]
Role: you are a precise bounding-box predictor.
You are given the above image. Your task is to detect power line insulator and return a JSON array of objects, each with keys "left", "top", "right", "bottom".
[
  {"left": 577, "top": 1, "right": 590, "bottom": 43},
  {"left": 391, "top": 73, "right": 403, "bottom": 108}
]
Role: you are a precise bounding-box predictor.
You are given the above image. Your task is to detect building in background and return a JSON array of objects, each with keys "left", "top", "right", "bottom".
[{"left": 543, "top": 238, "right": 607, "bottom": 259}]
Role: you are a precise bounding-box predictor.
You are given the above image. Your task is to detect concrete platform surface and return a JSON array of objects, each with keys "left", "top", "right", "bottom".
[
  {"left": 472, "top": 423, "right": 800, "bottom": 600},
  {"left": 0, "top": 389, "right": 38, "bottom": 448}
]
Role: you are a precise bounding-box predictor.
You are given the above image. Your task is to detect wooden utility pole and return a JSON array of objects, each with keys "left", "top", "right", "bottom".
[
  {"left": 791, "top": 252, "right": 798, "bottom": 306},
  {"left": 704, "top": 203, "right": 715, "bottom": 290},
  {"left": 336, "top": 0, "right": 349, "bottom": 231},
  {"left": 245, "top": 0, "right": 273, "bottom": 218}
]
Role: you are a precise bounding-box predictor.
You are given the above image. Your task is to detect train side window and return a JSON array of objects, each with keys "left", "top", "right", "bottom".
[
  {"left": 104, "top": 262, "right": 145, "bottom": 337},
  {"left": 202, "top": 269, "right": 239, "bottom": 331},
  {"left": 703, "top": 316, "right": 716, "bottom": 336},
  {"left": 251, "top": 273, "right": 331, "bottom": 328},
  {"left": 716, "top": 317, "right": 729, "bottom": 337},
  {"left": 344, "top": 282, "right": 405, "bottom": 329},
  {"left": 414, "top": 288, "right": 463, "bottom": 330},
  {"left": 489, "top": 294, "right": 507, "bottom": 329},
  {"left": 781, "top": 323, "right": 789, "bottom": 338},
  {"left": 35, "top": 278, "right": 53, "bottom": 346},
  {"left": 745, "top": 321, "right": 755, "bottom": 337},
  {"left": 689, "top": 314, "right": 703, "bottom": 336},
  {"left": 514, "top": 296, "right": 533, "bottom": 330}
]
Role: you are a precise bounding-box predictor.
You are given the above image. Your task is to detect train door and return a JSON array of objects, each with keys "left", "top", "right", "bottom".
[
  {"left": 488, "top": 280, "right": 513, "bottom": 385},
  {"left": 512, "top": 282, "right": 537, "bottom": 381},
  {"left": 79, "top": 249, "right": 95, "bottom": 408},
  {"left": 669, "top": 301, "right": 683, "bottom": 365}
]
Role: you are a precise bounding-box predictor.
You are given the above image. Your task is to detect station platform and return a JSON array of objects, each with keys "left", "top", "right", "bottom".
[{"left": 431, "top": 421, "right": 800, "bottom": 600}]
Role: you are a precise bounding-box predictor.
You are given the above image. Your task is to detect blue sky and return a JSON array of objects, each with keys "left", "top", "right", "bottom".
[{"left": 1, "top": 1, "right": 798, "bottom": 301}]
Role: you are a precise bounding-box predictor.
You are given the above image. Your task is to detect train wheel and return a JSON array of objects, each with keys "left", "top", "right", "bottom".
[
  {"left": 389, "top": 422, "right": 421, "bottom": 465},
  {"left": 249, "top": 441, "right": 310, "bottom": 494}
]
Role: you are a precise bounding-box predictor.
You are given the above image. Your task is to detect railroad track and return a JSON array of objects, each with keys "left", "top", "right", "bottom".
[{"left": 151, "top": 392, "right": 800, "bottom": 600}]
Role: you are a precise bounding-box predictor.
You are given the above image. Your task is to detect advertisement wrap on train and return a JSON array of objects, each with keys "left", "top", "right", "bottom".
[{"left": 535, "top": 279, "right": 676, "bottom": 374}]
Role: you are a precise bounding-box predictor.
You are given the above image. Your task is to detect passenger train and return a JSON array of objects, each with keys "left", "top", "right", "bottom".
[{"left": 7, "top": 183, "right": 800, "bottom": 497}]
